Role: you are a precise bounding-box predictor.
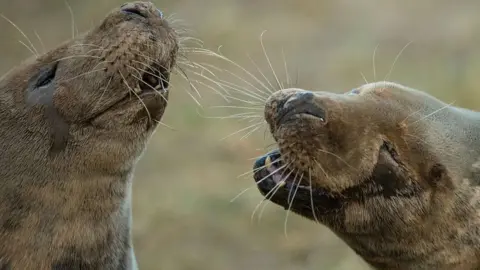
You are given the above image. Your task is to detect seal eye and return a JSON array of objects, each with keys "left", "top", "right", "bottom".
[
  {"left": 347, "top": 88, "right": 360, "bottom": 95},
  {"left": 35, "top": 63, "right": 58, "bottom": 89}
]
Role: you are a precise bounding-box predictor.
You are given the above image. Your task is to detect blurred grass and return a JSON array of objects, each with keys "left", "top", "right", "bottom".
[{"left": 1, "top": 0, "right": 480, "bottom": 269}]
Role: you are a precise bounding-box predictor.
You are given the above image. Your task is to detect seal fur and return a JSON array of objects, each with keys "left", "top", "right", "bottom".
[
  {"left": 253, "top": 81, "right": 480, "bottom": 269},
  {"left": 0, "top": 1, "right": 178, "bottom": 269}
]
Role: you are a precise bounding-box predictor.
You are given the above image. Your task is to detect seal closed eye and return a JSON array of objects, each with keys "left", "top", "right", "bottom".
[
  {"left": 0, "top": 1, "right": 179, "bottom": 269},
  {"left": 253, "top": 82, "right": 480, "bottom": 269}
]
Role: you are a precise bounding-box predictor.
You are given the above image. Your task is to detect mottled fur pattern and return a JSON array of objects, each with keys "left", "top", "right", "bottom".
[
  {"left": 254, "top": 82, "right": 480, "bottom": 269},
  {"left": 0, "top": 2, "right": 178, "bottom": 269}
]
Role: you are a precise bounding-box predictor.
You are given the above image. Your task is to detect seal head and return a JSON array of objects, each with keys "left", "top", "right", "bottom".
[
  {"left": 253, "top": 82, "right": 480, "bottom": 269},
  {"left": 0, "top": 2, "right": 178, "bottom": 269}
]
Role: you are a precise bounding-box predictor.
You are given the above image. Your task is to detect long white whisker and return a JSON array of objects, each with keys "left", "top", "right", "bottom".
[
  {"left": 220, "top": 122, "right": 264, "bottom": 141},
  {"left": 372, "top": 44, "right": 379, "bottom": 81},
  {"left": 260, "top": 30, "right": 282, "bottom": 90},
  {"left": 383, "top": 41, "right": 413, "bottom": 84},
  {"left": 1, "top": 15, "right": 38, "bottom": 56},
  {"left": 284, "top": 172, "right": 303, "bottom": 239}
]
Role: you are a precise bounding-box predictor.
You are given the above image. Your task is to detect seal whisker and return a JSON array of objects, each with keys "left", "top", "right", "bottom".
[
  {"left": 174, "top": 65, "right": 204, "bottom": 102},
  {"left": 214, "top": 78, "right": 270, "bottom": 101},
  {"left": 185, "top": 60, "right": 272, "bottom": 100},
  {"left": 360, "top": 72, "right": 369, "bottom": 84},
  {"left": 220, "top": 121, "right": 265, "bottom": 141},
  {"left": 130, "top": 73, "right": 169, "bottom": 104},
  {"left": 258, "top": 168, "right": 295, "bottom": 221},
  {"left": 63, "top": 0, "right": 78, "bottom": 39},
  {"left": 51, "top": 54, "right": 104, "bottom": 64},
  {"left": 239, "top": 125, "right": 261, "bottom": 140},
  {"left": 208, "top": 105, "right": 264, "bottom": 111},
  {"left": 399, "top": 108, "right": 424, "bottom": 125},
  {"left": 91, "top": 75, "right": 113, "bottom": 113},
  {"left": 250, "top": 163, "right": 289, "bottom": 223},
  {"left": 308, "top": 167, "right": 320, "bottom": 224},
  {"left": 229, "top": 187, "right": 253, "bottom": 203},
  {"left": 314, "top": 160, "right": 346, "bottom": 199},
  {"left": 186, "top": 71, "right": 248, "bottom": 101},
  {"left": 190, "top": 83, "right": 262, "bottom": 106},
  {"left": 199, "top": 111, "right": 260, "bottom": 120},
  {"left": 17, "top": 40, "right": 37, "bottom": 56},
  {"left": 246, "top": 53, "right": 276, "bottom": 93},
  {"left": 382, "top": 40, "right": 413, "bottom": 89},
  {"left": 176, "top": 61, "right": 219, "bottom": 79},
  {"left": 180, "top": 47, "right": 274, "bottom": 95},
  {"left": 129, "top": 63, "right": 170, "bottom": 83},
  {"left": 281, "top": 48, "right": 292, "bottom": 88},
  {"left": 70, "top": 43, "right": 105, "bottom": 49},
  {"left": 284, "top": 171, "right": 304, "bottom": 239},
  {"left": 238, "top": 158, "right": 284, "bottom": 181},
  {"left": 372, "top": 43, "right": 379, "bottom": 81},
  {"left": 152, "top": 120, "right": 176, "bottom": 131},
  {"left": 130, "top": 50, "right": 171, "bottom": 73},
  {"left": 317, "top": 149, "right": 356, "bottom": 170},
  {"left": 119, "top": 71, "right": 153, "bottom": 123},
  {"left": 258, "top": 165, "right": 297, "bottom": 222},
  {"left": 127, "top": 65, "right": 170, "bottom": 103},
  {"left": 259, "top": 30, "right": 283, "bottom": 90},
  {"left": 1, "top": 14, "right": 39, "bottom": 57},
  {"left": 177, "top": 58, "right": 269, "bottom": 102},
  {"left": 33, "top": 31, "right": 46, "bottom": 54},
  {"left": 188, "top": 70, "right": 269, "bottom": 102},
  {"left": 59, "top": 67, "right": 107, "bottom": 83},
  {"left": 406, "top": 101, "right": 455, "bottom": 127},
  {"left": 287, "top": 170, "right": 301, "bottom": 204},
  {"left": 231, "top": 159, "right": 284, "bottom": 203},
  {"left": 185, "top": 79, "right": 231, "bottom": 102}
]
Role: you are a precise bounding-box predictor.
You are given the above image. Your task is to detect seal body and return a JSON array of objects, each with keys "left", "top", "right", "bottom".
[
  {"left": 0, "top": 2, "right": 178, "bottom": 269},
  {"left": 253, "top": 82, "right": 480, "bottom": 269}
]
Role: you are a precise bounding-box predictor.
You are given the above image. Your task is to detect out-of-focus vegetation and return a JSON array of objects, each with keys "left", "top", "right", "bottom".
[{"left": 1, "top": 0, "right": 479, "bottom": 269}]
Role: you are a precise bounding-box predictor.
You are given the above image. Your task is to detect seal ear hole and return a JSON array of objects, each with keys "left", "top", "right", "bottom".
[
  {"left": 429, "top": 163, "right": 447, "bottom": 184},
  {"left": 35, "top": 62, "right": 58, "bottom": 89}
]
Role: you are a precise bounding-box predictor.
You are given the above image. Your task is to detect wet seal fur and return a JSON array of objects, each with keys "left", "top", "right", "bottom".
[
  {"left": 0, "top": 2, "right": 178, "bottom": 269},
  {"left": 253, "top": 82, "right": 480, "bottom": 269}
]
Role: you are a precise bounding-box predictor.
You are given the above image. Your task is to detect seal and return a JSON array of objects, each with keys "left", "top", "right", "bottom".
[
  {"left": 0, "top": 1, "right": 178, "bottom": 269},
  {"left": 252, "top": 81, "right": 480, "bottom": 269}
]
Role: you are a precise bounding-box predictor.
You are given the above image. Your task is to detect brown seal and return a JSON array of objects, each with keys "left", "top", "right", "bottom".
[
  {"left": 0, "top": 1, "right": 178, "bottom": 269},
  {"left": 253, "top": 81, "right": 480, "bottom": 269}
]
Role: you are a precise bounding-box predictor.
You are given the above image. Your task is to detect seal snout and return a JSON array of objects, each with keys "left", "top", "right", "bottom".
[
  {"left": 121, "top": 1, "right": 163, "bottom": 19},
  {"left": 275, "top": 90, "right": 326, "bottom": 126}
]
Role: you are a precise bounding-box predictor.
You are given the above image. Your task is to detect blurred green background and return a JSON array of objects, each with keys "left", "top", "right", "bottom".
[{"left": 1, "top": 0, "right": 479, "bottom": 269}]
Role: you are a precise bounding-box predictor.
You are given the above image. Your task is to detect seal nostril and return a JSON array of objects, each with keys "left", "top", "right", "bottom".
[
  {"left": 121, "top": 7, "right": 147, "bottom": 18},
  {"left": 276, "top": 91, "right": 325, "bottom": 125},
  {"left": 284, "top": 91, "right": 314, "bottom": 109}
]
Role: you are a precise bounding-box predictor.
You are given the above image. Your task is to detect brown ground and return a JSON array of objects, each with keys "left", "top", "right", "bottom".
[{"left": 1, "top": 0, "right": 479, "bottom": 269}]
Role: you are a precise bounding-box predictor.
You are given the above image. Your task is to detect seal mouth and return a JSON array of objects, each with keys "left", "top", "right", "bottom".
[
  {"left": 252, "top": 149, "right": 345, "bottom": 216},
  {"left": 136, "top": 63, "right": 170, "bottom": 96},
  {"left": 253, "top": 149, "right": 312, "bottom": 195}
]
